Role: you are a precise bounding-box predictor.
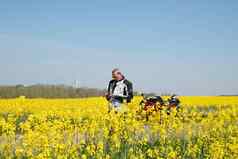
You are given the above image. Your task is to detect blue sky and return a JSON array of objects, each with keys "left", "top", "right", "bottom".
[{"left": 0, "top": 0, "right": 237, "bottom": 95}]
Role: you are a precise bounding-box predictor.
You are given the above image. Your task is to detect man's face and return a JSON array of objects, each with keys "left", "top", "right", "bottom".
[{"left": 112, "top": 71, "right": 123, "bottom": 81}]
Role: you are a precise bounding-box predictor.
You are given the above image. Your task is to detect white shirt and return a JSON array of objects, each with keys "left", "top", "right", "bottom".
[{"left": 112, "top": 80, "right": 128, "bottom": 97}]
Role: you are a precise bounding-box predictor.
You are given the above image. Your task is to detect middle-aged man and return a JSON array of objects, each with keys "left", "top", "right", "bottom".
[{"left": 106, "top": 68, "right": 133, "bottom": 113}]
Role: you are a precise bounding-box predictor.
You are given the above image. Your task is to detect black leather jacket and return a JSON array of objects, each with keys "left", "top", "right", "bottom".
[{"left": 107, "top": 79, "right": 133, "bottom": 103}]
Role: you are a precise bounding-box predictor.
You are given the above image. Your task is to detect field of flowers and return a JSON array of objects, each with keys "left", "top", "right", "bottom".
[{"left": 0, "top": 96, "right": 237, "bottom": 159}]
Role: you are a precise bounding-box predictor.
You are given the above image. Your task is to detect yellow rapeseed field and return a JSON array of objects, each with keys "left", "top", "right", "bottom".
[{"left": 0, "top": 96, "right": 237, "bottom": 159}]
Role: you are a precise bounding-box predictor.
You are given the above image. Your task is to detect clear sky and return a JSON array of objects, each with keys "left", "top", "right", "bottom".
[{"left": 0, "top": 0, "right": 237, "bottom": 95}]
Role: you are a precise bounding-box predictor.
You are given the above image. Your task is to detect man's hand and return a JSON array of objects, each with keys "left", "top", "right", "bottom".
[{"left": 105, "top": 93, "right": 111, "bottom": 101}]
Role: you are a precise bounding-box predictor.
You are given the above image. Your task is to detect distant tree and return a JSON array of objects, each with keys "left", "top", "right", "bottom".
[{"left": 0, "top": 84, "right": 106, "bottom": 98}]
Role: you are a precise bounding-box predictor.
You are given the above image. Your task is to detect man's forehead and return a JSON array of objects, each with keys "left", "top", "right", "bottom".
[{"left": 112, "top": 68, "right": 120, "bottom": 73}]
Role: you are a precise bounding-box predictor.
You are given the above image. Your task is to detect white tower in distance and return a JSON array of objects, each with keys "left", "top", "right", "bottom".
[{"left": 73, "top": 80, "right": 81, "bottom": 88}]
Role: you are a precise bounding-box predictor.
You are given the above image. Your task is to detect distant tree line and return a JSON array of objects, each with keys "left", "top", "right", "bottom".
[
  {"left": 0, "top": 84, "right": 107, "bottom": 98},
  {"left": 220, "top": 94, "right": 238, "bottom": 96}
]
